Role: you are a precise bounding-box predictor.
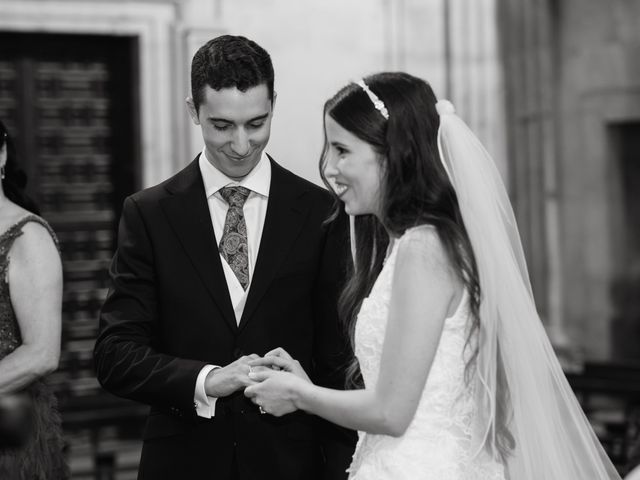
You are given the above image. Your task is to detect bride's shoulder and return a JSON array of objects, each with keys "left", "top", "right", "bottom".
[
  {"left": 399, "top": 224, "right": 438, "bottom": 245},
  {"left": 396, "top": 224, "right": 448, "bottom": 264},
  {"left": 393, "top": 224, "right": 458, "bottom": 291}
]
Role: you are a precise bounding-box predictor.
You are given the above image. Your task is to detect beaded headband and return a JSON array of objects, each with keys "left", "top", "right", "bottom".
[{"left": 355, "top": 79, "right": 389, "bottom": 120}]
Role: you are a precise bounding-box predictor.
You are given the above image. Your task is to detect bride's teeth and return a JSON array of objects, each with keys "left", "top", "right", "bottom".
[{"left": 335, "top": 184, "right": 348, "bottom": 196}]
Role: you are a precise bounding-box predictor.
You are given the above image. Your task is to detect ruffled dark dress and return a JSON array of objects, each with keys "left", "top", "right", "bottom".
[{"left": 0, "top": 215, "right": 69, "bottom": 479}]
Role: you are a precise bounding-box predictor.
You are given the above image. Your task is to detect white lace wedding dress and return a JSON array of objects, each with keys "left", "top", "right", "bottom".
[{"left": 347, "top": 227, "right": 506, "bottom": 480}]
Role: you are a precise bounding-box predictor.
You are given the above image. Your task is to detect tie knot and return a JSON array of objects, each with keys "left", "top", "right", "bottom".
[{"left": 220, "top": 186, "right": 250, "bottom": 207}]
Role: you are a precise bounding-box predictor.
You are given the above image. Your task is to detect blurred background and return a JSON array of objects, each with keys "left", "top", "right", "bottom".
[{"left": 0, "top": 0, "right": 639, "bottom": 478}]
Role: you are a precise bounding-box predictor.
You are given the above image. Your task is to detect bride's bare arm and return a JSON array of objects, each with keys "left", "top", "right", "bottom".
[{"left": 246, "top": 227, "right": 463, "bottom": 436}]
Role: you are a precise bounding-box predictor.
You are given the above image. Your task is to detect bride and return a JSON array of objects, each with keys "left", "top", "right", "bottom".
[{"left": 244, "top": 72, "right": 621, "bottom": 479}]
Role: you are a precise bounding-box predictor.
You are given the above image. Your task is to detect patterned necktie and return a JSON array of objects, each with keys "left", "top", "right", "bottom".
[{"left": 218, "top": 186, "right": 251, "bottom": 290}]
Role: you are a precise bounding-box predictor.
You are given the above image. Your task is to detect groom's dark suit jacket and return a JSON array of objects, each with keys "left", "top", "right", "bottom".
[{"left": 94, "top": 156, "right": 356, "bottom": 480}]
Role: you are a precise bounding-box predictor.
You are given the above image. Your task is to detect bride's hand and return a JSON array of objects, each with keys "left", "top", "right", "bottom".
[
  {"left": 249, "top": 347, "right": 311, "bottom": 383},
  {"left": 244, "top": 370, "right": 306, "bottom": 417}
]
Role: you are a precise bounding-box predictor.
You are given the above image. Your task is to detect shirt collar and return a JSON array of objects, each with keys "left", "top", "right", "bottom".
[{"left": 198, "top": 149, "right": 271, "bottom": 199}]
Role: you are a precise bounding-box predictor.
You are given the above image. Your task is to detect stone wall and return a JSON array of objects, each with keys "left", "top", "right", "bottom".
[
  {"left": 1, "top": 0, "right": 505, "bottom": 187},
  {"left": 559, "top": 0, "right": 640, "bottom": 360},
  {"left": 499, "top": 0, "right": 640, "bottom": 360}
]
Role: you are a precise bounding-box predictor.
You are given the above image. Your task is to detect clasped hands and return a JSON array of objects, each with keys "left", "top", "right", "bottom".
[{"left": 203, "top": 347, "right": 310, "bottom": 417}]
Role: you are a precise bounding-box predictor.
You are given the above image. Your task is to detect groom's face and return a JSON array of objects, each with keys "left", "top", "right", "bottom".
[{"left": 187, "top": 84, "right": 274, "bottom": 179}]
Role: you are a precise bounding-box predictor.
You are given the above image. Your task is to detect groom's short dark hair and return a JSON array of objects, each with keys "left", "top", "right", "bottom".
[{"left": 190, "top": 35, "right": 274, "bottom": 112}]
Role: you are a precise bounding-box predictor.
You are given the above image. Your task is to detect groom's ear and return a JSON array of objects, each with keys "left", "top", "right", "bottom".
[
  {"left": 271, "top": 91, "right": 277, "bottom": 112},
  {"left": 186, "top": 97, "right": 200, "bottom": 125}
]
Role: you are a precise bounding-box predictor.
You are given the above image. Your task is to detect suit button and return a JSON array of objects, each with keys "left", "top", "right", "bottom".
[{"left": 233, "top": 347, "right": 243, "bottom": 359}]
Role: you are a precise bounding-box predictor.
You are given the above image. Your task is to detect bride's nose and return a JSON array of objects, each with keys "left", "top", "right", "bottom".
[{"left": 324, "top": 154, "right": 339, "bottom": 179}]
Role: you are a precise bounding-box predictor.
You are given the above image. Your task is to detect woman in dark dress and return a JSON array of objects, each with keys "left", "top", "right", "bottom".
[{"left": 0, "top": 120, "right": 68, "bottom": 479}]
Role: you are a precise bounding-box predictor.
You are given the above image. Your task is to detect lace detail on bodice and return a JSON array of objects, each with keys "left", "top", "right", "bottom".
[
  {"left": 348, "top": 226, "right": 505, "bottom": 479},
  {"left": 0, "top": 215, "right": 58, "bottom": 359}
]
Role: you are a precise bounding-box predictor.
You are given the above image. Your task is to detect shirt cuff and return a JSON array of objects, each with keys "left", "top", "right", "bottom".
[{"left": 194, "top": 364, "right": 221, "bottom": 418}]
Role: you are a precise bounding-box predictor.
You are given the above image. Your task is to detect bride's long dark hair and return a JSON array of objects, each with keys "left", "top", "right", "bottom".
[
  {"left": 319, "top": 72, "right": 513, "bottom": 457},
  {"left": 320, "top": 72, "right": 480, "bottom": 382}
]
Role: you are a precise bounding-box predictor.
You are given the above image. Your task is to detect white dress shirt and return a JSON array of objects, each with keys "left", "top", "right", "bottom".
[{"left": 193, "top": 149, "right": 271, "bottom": 418}]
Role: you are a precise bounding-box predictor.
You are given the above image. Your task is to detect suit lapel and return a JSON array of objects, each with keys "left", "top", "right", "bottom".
[
  {"left": 238, "top": 160, "right": 309, "bottom": 332},
  {"left": 160, "top": 158, "right": 237, "bottom": 333}
]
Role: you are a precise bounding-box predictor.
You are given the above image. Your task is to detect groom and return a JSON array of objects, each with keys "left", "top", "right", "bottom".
[{"left": 94, "top": 35, "right": 356, "bottom": 479}]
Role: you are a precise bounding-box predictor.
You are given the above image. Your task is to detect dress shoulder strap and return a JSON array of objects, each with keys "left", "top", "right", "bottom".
[{"left": 0, "top": 215, "right": 60, "bottom": 264}]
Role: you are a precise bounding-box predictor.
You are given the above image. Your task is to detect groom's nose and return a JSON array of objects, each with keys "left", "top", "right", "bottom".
[{"left": 230, "top": 128, "right": 251, "bottom": 157}]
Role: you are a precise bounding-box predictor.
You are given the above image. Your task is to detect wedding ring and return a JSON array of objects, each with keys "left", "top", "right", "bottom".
[{"left": 259, "top": 406, "right": 266, "bottom": 415}]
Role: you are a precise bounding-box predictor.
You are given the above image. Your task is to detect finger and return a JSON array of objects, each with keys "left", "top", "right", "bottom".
[
  {"left": 264, "top": 347, "right": 284, "bottom": 357},
  {"left": 253, "top": 358, "right": 287, "bottom": 373},
  {"left": 248, "top": 359, "right": 282, "bottom": 373},
  {"left": 240, "top": 375, "right": 260, "bottom": 388},
  {"left": 265, "top": 347, "right": 293, "bottom": 360},
  {"left": 238, "top": 354, "right": 259, "bottom": 364},
  {"left": 248, "top": 370, "right": 275, "bottom": 382},
  {"left": 244, "top": 385, "right": 257, "bottom": 397},
  {"left": 250, "top": 365, "right": 273, "bottom": 373},
  {"left": 260, "top": 356, "right": 290, "bottom": 371},
  {"left": 249, "top": 357, "right": 283, "bottom": 368}
]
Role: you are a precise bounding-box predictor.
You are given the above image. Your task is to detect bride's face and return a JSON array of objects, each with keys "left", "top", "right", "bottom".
[{"left": 323, "top": 114, "right": 384, "bottom": 217}]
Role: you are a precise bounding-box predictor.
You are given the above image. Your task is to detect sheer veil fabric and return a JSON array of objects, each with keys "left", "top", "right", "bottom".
[{"left": 435, "top": 100, "right": 621, "bottom": 479}]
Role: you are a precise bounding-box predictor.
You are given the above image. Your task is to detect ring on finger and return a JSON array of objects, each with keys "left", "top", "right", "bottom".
[{"left": 259, "top": 405, "right": 267, "bottom": 415}]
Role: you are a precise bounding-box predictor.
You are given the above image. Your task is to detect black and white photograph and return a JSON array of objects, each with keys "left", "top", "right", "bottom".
[{"left": 0, "top": 1, "right": 639, "bottom": 479}]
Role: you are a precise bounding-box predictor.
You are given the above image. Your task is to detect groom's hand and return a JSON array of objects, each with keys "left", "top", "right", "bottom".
[
  {"left": 204, "top": 354, "right": 260, "bottom": 398},
  {"left": 249, "top": 347, "right": 311, "bottom": 383}
]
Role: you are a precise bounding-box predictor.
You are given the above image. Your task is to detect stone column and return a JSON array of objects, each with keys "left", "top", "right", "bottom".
[
  {"left": 447, "top": 0, "right": 508, "bottom": 179},
  {"left": 497, "top": 0, "right": 568, "bottom": 347}
]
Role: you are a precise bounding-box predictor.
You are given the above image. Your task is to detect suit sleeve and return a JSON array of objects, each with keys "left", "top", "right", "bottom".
[
  {"left": 93, "top": 196, "right": 207, "bottom": 413},
  {"left": 312, "top": 205, "right": 358, "bottom": 479}
]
